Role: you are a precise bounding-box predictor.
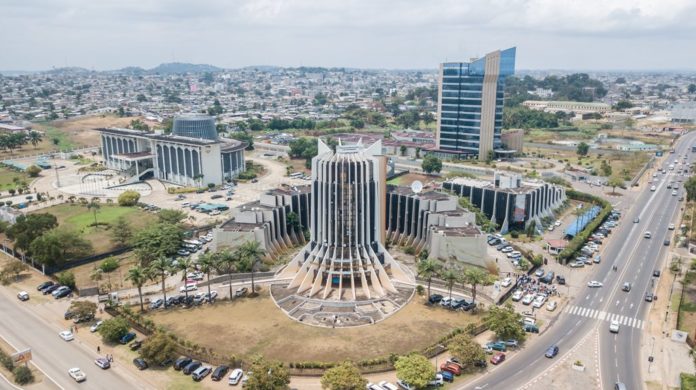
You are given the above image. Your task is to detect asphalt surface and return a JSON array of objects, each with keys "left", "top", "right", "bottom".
[
  {"left": 459, "top": 132, "right": 696, "bottom": 390},
  {"left": 0, "top": 288, "right": 151, "bottom": 390}
]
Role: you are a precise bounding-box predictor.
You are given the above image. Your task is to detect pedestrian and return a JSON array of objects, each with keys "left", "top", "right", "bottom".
[{"left": 97, "top": 346, "right": 100, "bottom": 353}]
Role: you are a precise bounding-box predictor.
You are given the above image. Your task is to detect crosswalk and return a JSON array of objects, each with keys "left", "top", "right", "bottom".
[{"left": 564, "top": 305, "right": 645, "bottom": 329}]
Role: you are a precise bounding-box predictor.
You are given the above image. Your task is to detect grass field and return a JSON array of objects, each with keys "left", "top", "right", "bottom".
[
  {"left": 387, "top": 172, "right": 435, "bottom": 186},
  {"left": 149, "top": 290, "right": 481, "bottom": 363},
  {"left": 678, "top": 271, "right": 696, "bottom": 334},
  {"left": 525, "top": 146, "right": 651, "bottom": 180},
  {"left": 0, "top": 166, "right": 29, "bottom": 192},
  {"left": 32, "top": 204, "right": 156, "bottom": 253}
]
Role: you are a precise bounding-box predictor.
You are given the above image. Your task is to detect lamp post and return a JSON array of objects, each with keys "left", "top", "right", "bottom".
[{"left": 648, "top": 336, "right": 655, "bottom": 373}]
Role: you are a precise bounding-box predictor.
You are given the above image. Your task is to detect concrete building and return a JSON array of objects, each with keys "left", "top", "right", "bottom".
[
  {"left": 97, "top": 114, "right": 246, "bottom": 186},
  {"left": 671, "top": 103, "right": 696, "bottom": 124},
  {"left": 522, "top": 100, "right": 611, "bottom": 114},
  {"left": 443, "top": 172, "right": 566, "bottom": 233},
  {"left": 433, "top": 47, "right": 516, "bottom": 160}
]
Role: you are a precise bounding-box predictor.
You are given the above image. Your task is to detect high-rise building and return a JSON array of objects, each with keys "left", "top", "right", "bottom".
[{"left": 434, "top": 47, "right": 516, "bottom": 160}]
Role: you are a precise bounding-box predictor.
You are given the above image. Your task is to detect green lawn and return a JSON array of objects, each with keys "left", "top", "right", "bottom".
[
  {"left": 681, "top": 373, "right": 696, "bottom": 390},
  {"left": 33, "top": 204, "right": 156, "bottom": 253},
  {"left": 0, "top": 167, "right": 29, "bottom": 192},
  {"left": 43, "top": 125, "right": 76, "bottom": 150}
]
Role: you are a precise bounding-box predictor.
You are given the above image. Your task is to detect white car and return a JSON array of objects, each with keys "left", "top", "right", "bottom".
[
  {"left": 68, "top": 367, "right": 86, "bottom": 382},
  {"left": 644, "top": 231, "right": 652, "bottom": 239},
  {"left": 507, "top": 251, "right": 522, "bottom": 258},
  {"left": 210, "top": 210, "right": 221, "bottom": 216},
  {"left": 379, "top": 381, "right": 399, "bottom": 390},
  {"left": 532, "top": 296, "right": 547, "bottom": 308},
  {"left": 511, "top": 290, "right": 524, "bottom": 301},
  {"left": 672, "top": 190, "right": 678, "bottom": 196},
  {"left": 609, "top": 320, "right": 620, "bottom": 333},
  {"left": 59, "top": 330, "right": 74, "bottom": 341},
  {"left": 546, "top": 301, "right": 557, "bottom": 311},
  {"left": 570, "top": 260, "right": 585, "bottom": 268},
  {"left": 650, "top": 185, "right": 656, "bottom": 191},
  {"left": 587, "top": 281, "right": 603, "bottom": 288},
  {"left": 668, "top": 223, "right": 675, "bottom": 230},
  {"left": 554, "top": 220, "right": 562, "bottom": 226},
  {"left": 440, "top": 297, "right": 453, "bottom": 307},
  {"left": 501, "top": 277, "right": 512, "bottom": 287},
  {"left": 228, "top": 368, "right": 243, "bottom": 385},
  {"left": 180, "top": 284, "right": 198, "bottom": 293},
  {"left": 501, "top": 246, "right": 514, "bottom": 253},
  {"left": 17, "top": 291, "right": 29, "bottom": 301},
  {"left": 522, "top": 294, "right": 535, "bottom": 305},
  {"left": 94, "top": 357, "right": 110, "bottom": 369},
  {"left": 186, "top": 272, "right": 204, "bottom": 281},
  {"left": 547, "top": 225, "right": 554, "bottom": 231},
  {"left": 90, "top": 321, "right": 103, "bottom": 333}
]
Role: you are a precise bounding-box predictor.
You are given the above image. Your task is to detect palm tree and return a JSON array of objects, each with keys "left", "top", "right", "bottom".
[
  {"left": 198, "top": 252, "right": 217, "bottom": 304},
  {"left": 87, "top": 201, "right": 101, "bottom": 226},
  {"left": 175, "top": 256, "right": 195, "bottom": 301},
  {"left": 214, "top": 249, "right": 237, "bottom": 300},
  {"left": 90, "top": 267, "right": 103, "bottom": 294},
  {"left": 441, "top": 268, "right": 459, "bottom": 300},
  {"left": 126, "top": 265, "right": 149, "bottom": 312},
  {"left": 417, "top": 258, "right": 441, "bottom": 298},
  {"left": 28, "top": 131, "right": 42, "bottom": 148},
  {"left": 462, "top": 266, "right": 490, "bottom": 305},
  {"left": 148, "top": 257, "right": 172, "bottom": 305},
  {"left": 238, "top": 241, "right": 264, "bottom": 294}
]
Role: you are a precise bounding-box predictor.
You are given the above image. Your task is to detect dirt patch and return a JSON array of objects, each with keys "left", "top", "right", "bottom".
[{"left": 148, "top": 289, "right": 481, "bottom": 363}]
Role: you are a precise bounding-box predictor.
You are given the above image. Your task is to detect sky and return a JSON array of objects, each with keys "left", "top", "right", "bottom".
[{"left": 1, "top": 0, "right": 696, "bottom": 71}]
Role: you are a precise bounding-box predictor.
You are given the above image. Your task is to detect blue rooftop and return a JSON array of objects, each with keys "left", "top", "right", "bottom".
[{"left": 564, "top": 206, "right": 602, "bottom": 237}]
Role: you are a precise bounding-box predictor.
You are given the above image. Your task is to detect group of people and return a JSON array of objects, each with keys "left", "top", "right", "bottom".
[{"left": 515, "top": 273, "right": 560, "bottom": 297}]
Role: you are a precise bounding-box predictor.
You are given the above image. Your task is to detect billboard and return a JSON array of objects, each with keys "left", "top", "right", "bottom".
[
  {"left": 11, "top": 349, "right": 32, "bottom": 365},
  {"left": 513, "top": 195, "right": 526, "bottom": 222}
]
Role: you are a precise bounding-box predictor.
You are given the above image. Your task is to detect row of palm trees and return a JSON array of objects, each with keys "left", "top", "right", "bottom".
[
  {"left": 125, "top": 241, "right": 265, "bottom": 312},
  {"left": 417, "top": 257, "right": 492, "bottom": 305}
]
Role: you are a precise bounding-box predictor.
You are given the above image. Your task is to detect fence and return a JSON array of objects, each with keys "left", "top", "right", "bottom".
[
  {"left": 629, "top": 155, "right": 655, "bottom": 187},
  {"left": 415, "top": 277, "right": 495, "bottom": 304},
  {"left": 0, "top": 242, "right": 130, "bottom": 275},
  {"left": 197, "top": 271, "right": 276, "bottom": 287}
]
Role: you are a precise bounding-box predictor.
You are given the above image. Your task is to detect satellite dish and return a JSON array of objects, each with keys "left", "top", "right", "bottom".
[{"left": 411, "top": 180, "right": 423, "bottom": 194}]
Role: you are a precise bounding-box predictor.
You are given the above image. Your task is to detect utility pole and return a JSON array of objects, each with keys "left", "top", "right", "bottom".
[{"left": 54, "top": 157, "right": 61, "bottom": 188}]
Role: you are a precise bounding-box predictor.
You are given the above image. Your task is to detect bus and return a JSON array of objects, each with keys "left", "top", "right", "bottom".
[{"left": 289, "top": 172, "right": 303, "bottom": 178}]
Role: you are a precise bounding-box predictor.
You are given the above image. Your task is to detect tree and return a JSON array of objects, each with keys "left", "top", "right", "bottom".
[
  {"left": 25, "top": 165, "right": 41, "bottom": 177},
  {"left": 215, "top": 249, "right": 238, "bottom": 299},
  {"left": 69, "top": 300, "right": 97, "bottom": 320},
  {"left": 117, "top": 190, "right": 140, "bottom": 206},
  {"left": 447, "top": 333, "right": 486, "bottom": 369},
  {"left": 236, "top": 241, "right": 264, "bottom": 295},
  {"left": 576, "top": 142, "right": 589, "bottom": 156},
  {"left": 129, "top": 119, "right": 150, "bottom": 131},
  {"left": 688, "top": 84, "right": 696, "bottom": 94},
  {"left": 13, "top": 366, "right": 34, "bottom": 385},
  {"left": 175, "top": 256, "right": 195, "bottom": 301},
  {"left": 157, "top": 209, "right": 187, "bottom": 225},
  {"left": 462, "top": 267, "right": 490, "bottom": 305},
  {"left": 57, "top": 271, "right": 76, "bottom": 289},
  {"left": 198, "top": 252, "right": 217, "bottom": 304},
  {"left": 132, "top": 223, "right": 183, "bottom": 265},
  {"left": 600, "top": 160, "right": 612, "bottom": 177},
  {"left": 98, "top": 317, "right": 130, "bottom": 343},
  {"left": 29, "top": 228, "right": 92, "bottom": 267},
  {"left": 421, "top": 155, "right": 442, "bottom": 174},
  {"left": 28, "top": 131, "right": 42, "bottom": 149},
  {"left": 245, "top": 355, "right": 290, "bottom": 390},
  {"left": 320, "top": 361, "right": 367, "bottom": 390},
  {"left": 607, "top": 176, "right": 624, "bottom": 194},
  {"left": 110, "top": 216, "right": 132, "bottom": 247},
  {"left": 484, "top": 302, "right": 526, "bottom": 341},
  {"left": 441, "top": 268, "right": 458, "bottom": 300},
  {"left": 139, "top": 332, "right": 178, "bottom": 364},
  {"left": 400, "top": 145, "right": 407, "bottom": 156},
  {"left": 394, "top": 354, "right": 435, "bottom": 389},
  {"left": 87, "top": 201, "right": 101, "bottom": 226},
  {"left": 90, "top": 267, "right": 103, "bottom": 293},
  {"left": 126, "top": 265, "right": 149, "bottom": 312},
  {"left": 148, "top": 256, "right": 172, "bottom": 304},
  {"left": 6, "top": 213, "right": 58, "bottom": 254},
  {"left": 417, "top": 259, "right": 441, "bottom": 299},
  {"left": 3, "top": 261, "right": 27, "bottom": 282}
]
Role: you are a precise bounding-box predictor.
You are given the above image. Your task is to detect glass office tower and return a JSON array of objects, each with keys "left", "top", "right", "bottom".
[{"left": 435, "top": 47, "right": 516, "bottom": 160}]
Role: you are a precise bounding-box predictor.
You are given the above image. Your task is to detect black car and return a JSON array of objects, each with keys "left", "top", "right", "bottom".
[
  {"left": 174, "top": 357, "right": 192, "bottom": 371},
  {"left": 545, "top": 345, "right": 559, "bottom": 358},
  {"left": 473, "top": 359, "right": 488, "bottom": 368},
  {"left": 653, "top": 270, "right": 661, "bottom": 277},
  {"left": 663, "top": 239, "right": 671, "bottom": 246},
  {"left": 54, "top": 288, "right": 72, "bottom": 299},
  {"left": 211, "top": 365, "right": 229, "bottom": 381},
  {"left": 42, "top": 284, "right": 60, "bottom": 294},
  {"left": 129, "top": 340, "right": 142, "bottom": 351},
  {"left": 428, "top": 294, "right": 444, "bottom": 304},
  {"left": 556, "top": 275, "right": 566, "bottom": 285},
  {"left": 175, "top": 295, "right": 186, "bottom": 304},
  {"left": 211, "top": 194, "right": 223, "bottom": 199},
  {"left": 183, "top": 361, "right": 202, "bottom": 375},
  {"left": 64, "top": 310, "right": 76, "bottom": 320},
  {"left": 37, "top": 281, "right": 54, "bottom": 291},
  {"left": 159, "top": 358, "right": 174, "bottom": 367},
  {"left": 165, "top": 296, "right": 178, "bottom": 307},
  {"left": 133, "top": 358, "right": 148, "bottom": 370}
]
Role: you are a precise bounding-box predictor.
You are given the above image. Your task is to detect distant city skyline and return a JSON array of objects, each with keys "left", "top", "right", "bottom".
[{"left": 1, "top": 0, "right": 696, "bottom": 72}]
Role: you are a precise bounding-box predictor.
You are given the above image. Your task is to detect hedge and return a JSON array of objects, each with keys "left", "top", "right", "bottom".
[{"left": 557, "top": 190, "right": 612, "bottom": 263}]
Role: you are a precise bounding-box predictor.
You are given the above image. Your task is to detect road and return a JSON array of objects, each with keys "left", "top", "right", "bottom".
[
  {"left": 0, "top": 288, "right": 152, "bottom": 390},
  {"left": 459, "top": 132, "right": 695, "bottom": 390}
]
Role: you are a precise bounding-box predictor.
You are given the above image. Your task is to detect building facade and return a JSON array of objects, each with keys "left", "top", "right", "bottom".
[
  {"left": 434, "top": 47, "right": 516, "bottom": 160},
  {"left": 443, "top": 172, "right": 566, "bottom": 233},
  {"left": 97, "top": 114, "right": 246, "bottom": 186}
]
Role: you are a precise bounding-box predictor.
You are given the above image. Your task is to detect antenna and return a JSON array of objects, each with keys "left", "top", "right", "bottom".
[{"left": 411, "top": 180, "right": 423, "bottom": 195}]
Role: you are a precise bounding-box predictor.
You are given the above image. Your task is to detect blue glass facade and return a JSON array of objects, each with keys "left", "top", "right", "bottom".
[{"left": 437, "top": 47, "right": 516, "bottom": 159}]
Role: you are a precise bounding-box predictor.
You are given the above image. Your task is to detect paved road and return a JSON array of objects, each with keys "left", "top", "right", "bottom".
[
  {"left": 458, "top": 132, "right": 696, "bottom": 390},
  {"left": 0, "top": 288, "right": 151, "bottom": 390}
]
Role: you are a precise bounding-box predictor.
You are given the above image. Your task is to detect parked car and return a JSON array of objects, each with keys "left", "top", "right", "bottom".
[
  {"left": 546, "top": 301, "right": 557, "bottom": 311},
  {"left": 94, "top": 357, "right": 111, "bottom": 369},
  {"left": 174, "top": 357, "right": 193, "bottom": 371},
  {"left": 524, "top": 323, "right": 539, "bottom": 333},
  {"left": 129, "top": 340, "right": 142, "bottom": 351},
  {"left": 119, "top": 332, "right": 136, "bottom": 344},
  {"left": 490, "top": 352, "right": 506, "bottom": 365},
  {"left": 133, "top": 358, "right": 149, "bottom": 370},
  {"left": 556, "top": 275, "right": 566, "bottom": 285},
  {"left": 53, "top": 286, "right": 72, "bottom": 299},
  {"left": 428, "top": 294, "right": 443, "bottom": 304},
  {"left": 42, "top": 284, "right": 60, "bottom": 294},
  {"left": 440, "top": 362, "right": 461, "bottom": 376},
  {"left": 211, "top": 365, "right": 229, "bottom": 381},
  {"left": 439, "top": 297, "right": 453, "bottom": 307},
  {"left": 68, "top": 367, "right": 87, "bottom": 382},
  {"left": 534, "top": 268, "right": 544, "bottom": 277},
  {"left": 545, "top": 345, "right": 559, "bottom": 358},
  {"left": 501, "top": 277, "right": 512, "bottom": 287},
  {"left": 180, "top": 284, "right": 198, "bottom": 293},
  {"left": 183, "top": 361, "right": 202, "bottom": 375},
  {"left": 17, "top": 291, "right": 29, "bottom": 301},
  {"left": 90, "top": 321, "right": 103, "bottom": 333},
  {"left": 511, "top": 290, "right": 524, "bottom": 301},
  {"left": 228, "top": 368, "right": 244, "bottom": 385},
  {"left": 522, "top": 294, "right": 535, "bottom": 305},
  {"left": 532, "top": 295, "right": 547, "bottom": 308},
  {"left": 379, "top": 381, "right": 400, "bottom": 390},
  {"left": 653, "top": 270, "right": 661, "bottom": 277},
  {"left": 149, "top": 298, "right": 164, "bottom": 309},
  {"left": 485, "top": 341, "right": 507, "bottom": 352},
  {"left": 192, "top": 366, "right": 212, "bottom": 381},
  {"left": 570, "top": 261, "right": 584, "bottom": 268},
  {"left": 234, "top": 287, "right": 248, "bottom": 297},
  {"left": 36, "top": 281, "right": 54, "bottom": 291}
]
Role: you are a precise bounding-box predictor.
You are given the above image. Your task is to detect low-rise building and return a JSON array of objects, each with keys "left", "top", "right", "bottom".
[{"left": 523, "top": 100, "right": 611, "bottom": 114}]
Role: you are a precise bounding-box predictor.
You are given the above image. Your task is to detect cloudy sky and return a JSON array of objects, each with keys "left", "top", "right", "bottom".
[{"left": 1, "top": 0, "right": 695, "bottom": 71}]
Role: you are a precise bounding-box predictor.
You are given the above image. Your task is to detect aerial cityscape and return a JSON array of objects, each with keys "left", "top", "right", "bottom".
[{"left": 1, "top": 1, "right": 696, "bottom": 390}]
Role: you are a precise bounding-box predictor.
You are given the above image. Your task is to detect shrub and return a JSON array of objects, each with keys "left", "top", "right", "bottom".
[
  {"left": 117, "top": 190, "right": 140, "bottom": 206},
  {"left": 57, "top": 271, "right": 76, "bottom": 289},
  {"left": 0, "top": 350, "right": 13, "bottom": 370},
  {"left": 510, "top": 231, "right": 519, "bottom": 238},
  {"left": 25, "top": 165, "right": 41, "bottom": 177},
  {"left": 98, "top": 317, "right": 130, "bottom": 343},
  {"left": 415, "top": 285, "right": 424, "bottom": 296},
  {"left": 99, "top": 257, "right": 119, "bottom": 273},
  {"left": 13, "top": 366, "right": 33, "bottom": 385}
]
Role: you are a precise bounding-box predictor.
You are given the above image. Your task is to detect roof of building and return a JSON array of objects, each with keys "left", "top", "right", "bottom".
[
  {"left": 445, "top": 177, "right": 545, "bottom": 195},
  {"left": 97, "top": 127, "right": 245, "bottom": 149}
]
